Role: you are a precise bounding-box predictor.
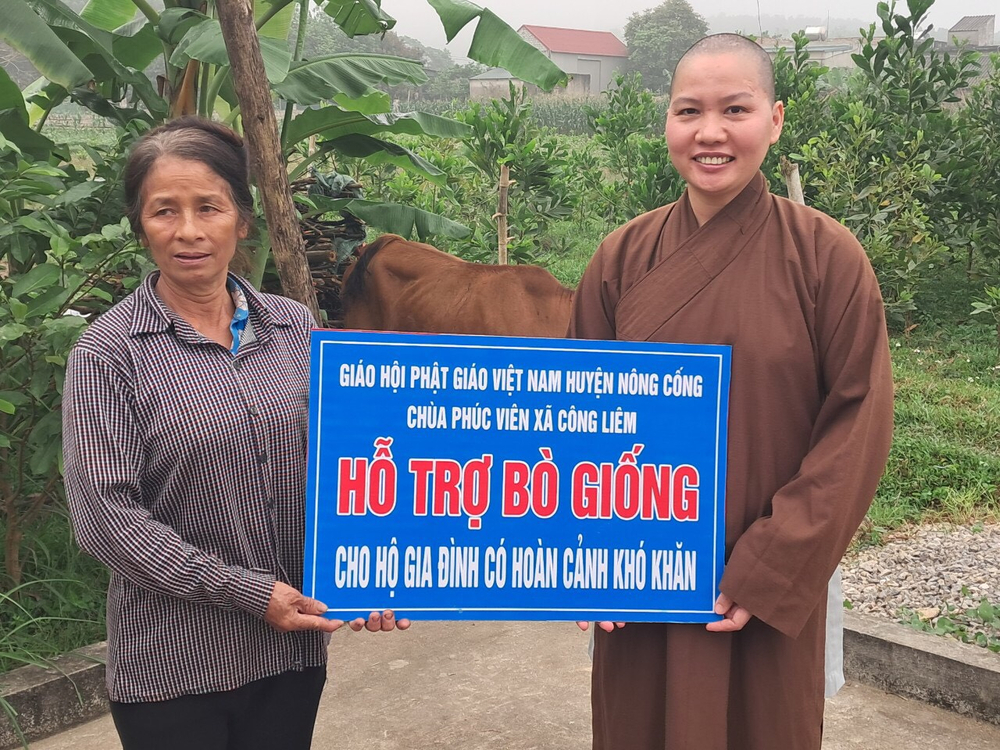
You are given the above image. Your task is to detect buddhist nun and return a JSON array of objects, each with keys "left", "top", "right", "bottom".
[{"left": 569, "top": 34, "right": 894, "bottom": 750}]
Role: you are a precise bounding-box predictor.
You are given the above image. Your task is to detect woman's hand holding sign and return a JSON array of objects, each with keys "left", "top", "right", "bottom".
[
  {"left": 576, "top": 621, "right": 626, "bottom": 632},
  {"left": 704, "top": 593, "right": 752, "bottom": 632},
  {"left": 573, "top": 593, "right": 751, "bottom": 634},
  {"left": 363, "top": 610, "right": 411, "bottom": 632},
  {"left": 265, "top": 582, "right": 410, "bottom": 633}
]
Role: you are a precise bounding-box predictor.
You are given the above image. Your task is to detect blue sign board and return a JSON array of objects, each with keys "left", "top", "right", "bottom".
[{"left": 305, "top": 331, "right": 731, "bottom": 622}]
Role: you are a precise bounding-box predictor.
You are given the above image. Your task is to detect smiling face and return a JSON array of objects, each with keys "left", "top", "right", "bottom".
[
  {"left": 138, "top": 156, "right": 247, "bottom": 293},
  {"left": 666, "top": 50, "right": 784, "bottom": 224}
]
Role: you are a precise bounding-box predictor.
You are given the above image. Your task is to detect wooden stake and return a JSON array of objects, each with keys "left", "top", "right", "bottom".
[
  {"left": 497, "top": 165, "right": 510, "bottom": 265},
  {"left": 215, "top": 0, "right": 321, "bottom": 323},
  {"left": 780, "top": 156, "right": 806, "bottom": 206}
]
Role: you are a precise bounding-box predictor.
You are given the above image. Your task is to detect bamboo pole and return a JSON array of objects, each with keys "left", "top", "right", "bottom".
[
  {"left": 215, "top": 0, "right": 321, "bottom": 322},
  {"left": 496, "top": 165, "right": 510, "bottom": 265}
]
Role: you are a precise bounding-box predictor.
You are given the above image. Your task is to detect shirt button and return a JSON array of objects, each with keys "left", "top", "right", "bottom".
[
  {"left": 232, "top": 359, "right": 242, "bottom": 371},
  {"left": 259, "top": 452, "right": 268, "bottom": 464},
  {"left": 249, "top": 405, "right": 259, "bottom": 416}
]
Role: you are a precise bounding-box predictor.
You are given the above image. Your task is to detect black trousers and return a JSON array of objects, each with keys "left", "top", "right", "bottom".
[{"left": 110, "top": 666, "right": 326, "bottom": 750}]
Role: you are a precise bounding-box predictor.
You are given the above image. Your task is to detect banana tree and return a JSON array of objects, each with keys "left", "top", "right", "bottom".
[{"left": 3, "top": 0, "right": 567, "bottom": 239}]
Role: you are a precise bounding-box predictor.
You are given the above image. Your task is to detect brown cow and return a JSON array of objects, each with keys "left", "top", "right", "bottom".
[{"left": 339, "top": 234, "right": 573, "bottom": 337}]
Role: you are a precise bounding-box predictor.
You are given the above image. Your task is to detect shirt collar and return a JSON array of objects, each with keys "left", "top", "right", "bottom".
[{"left": 128, "top": 271, "right": 295, "bottom": 338}]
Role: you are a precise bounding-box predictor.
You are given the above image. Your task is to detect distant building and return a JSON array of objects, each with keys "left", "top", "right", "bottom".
[
  {"left": 469, "top": 25, "right": 628, "bottom": 99},
  {"left": 947, "top": 15, "right": 995, "bottom": 47},
  {"left": 935, "top": 16, "right": 998, "bottom": 104},
  {"left": 758, "top": 34, "right": 863, "bottom": 70},
  {"left": 751, "top": 16, "right": 996, "bottom": 105}
]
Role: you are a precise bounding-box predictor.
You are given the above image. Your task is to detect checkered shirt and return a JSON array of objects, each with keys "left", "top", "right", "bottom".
[{"left": 62, "top": 272, "right": 326, "bottom": 703}]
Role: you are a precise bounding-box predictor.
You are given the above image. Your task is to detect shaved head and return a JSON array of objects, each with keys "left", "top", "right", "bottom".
[{"left": 671, "top": 34, "right": 776, "bottom": 103}]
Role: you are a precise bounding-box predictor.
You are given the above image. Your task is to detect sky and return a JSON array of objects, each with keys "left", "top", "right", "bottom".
[{"left": 380, "top": 0, "right": 998, "bottom": 54}]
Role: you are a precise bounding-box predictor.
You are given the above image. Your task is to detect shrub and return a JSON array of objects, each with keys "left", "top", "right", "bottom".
[
  {"left": 0, "top": 129, "right": 148, "bottom": 589},
  {"left": 586, "top": 72, "right": 683, "bottom": 223}
]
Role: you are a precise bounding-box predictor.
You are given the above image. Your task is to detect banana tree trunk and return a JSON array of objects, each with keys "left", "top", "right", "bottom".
[{"left": 214, "top": 0, "right": 321, "bottom": 322}]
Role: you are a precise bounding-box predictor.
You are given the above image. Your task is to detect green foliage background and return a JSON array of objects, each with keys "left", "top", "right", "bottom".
[
  {"left": 1, "top": 0, "right": 999, "bottom": 677},
  {"left": 623, "top": 0, "right": 709, "bottom": 94}
]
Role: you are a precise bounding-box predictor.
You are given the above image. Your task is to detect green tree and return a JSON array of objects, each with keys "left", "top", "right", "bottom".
[
  {"left": 763, "top": 31, "right": 830, "bottom": 181},
  {"left": 795, "top": 0, "right": 980, "bottom": 328},
  {"left": 586, "top": 72, "right": 684, "bottom": 222},
  {"left": 962, "top": 54, "right": 1000, "bottom": 355},
  {"left": 410, "top": 37, "right": 453, "bottom": 73},
  {"left": 452, "top": 84, "right": 576, "bottom": 263},
  {"left": 624, "top": 0, "right": 708, "bottom": 93},
  {"left": 417, "top": 62, "right": 486, "bottom": 102}
]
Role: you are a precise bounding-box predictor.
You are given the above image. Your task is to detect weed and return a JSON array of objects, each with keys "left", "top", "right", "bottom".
[{"left": 900, "top": 593, "right": 1000, "bottom": 653}]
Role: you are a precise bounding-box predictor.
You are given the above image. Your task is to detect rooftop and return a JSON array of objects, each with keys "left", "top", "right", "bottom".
[
  {"left": 519, "top": 25, "right": 629, "bottom": 58},
  {"left": 469, "top": 67, "right": 517, "bottom": 81},
  {"left": 949, "top": 15, "right": 995, "bottom": 32}
]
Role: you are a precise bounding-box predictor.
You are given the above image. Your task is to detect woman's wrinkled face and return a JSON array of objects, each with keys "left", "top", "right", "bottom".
[
  {"left": 666, "top": 51, "right": 784, "bottom": 221},
  {"left": 138, "top": 156, "right": 247, "bottom": 289}
]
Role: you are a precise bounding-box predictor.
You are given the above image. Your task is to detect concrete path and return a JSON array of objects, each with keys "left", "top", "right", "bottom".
[{"left": 31, "top": 622, "right": 1000, "bottom": 749}]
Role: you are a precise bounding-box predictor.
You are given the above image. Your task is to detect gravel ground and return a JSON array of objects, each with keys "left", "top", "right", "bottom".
[{"left": 841, "top": 523, "right": 1000, "bottom": 643}]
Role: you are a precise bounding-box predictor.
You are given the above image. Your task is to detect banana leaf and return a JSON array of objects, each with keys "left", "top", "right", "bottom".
[
  {"left": 465, "top": 10, "right": 567, "bottom": 91},
  {"left": 80, "top": 0, "right": 138, "bottom": 31},
  {"left": 316, "top": 0, "right": 566, "bottom": 91},
  {"left": 108, "top": 18, "right": 161, "bottom": 72},
  {"left": 311, "top": 196, "right": 471, "bottom": 241},
  {"left": 320, "top": 134, "right": 447, "bottom": 186},
  {"left": 274, "top": 54, "right": 427, "bottom": 106},
  {"left": 330, "top": 90, "right": 392, "bottom": 115},
  {"left": 427, "top": 1, "right": 567, "bottom": 91},
  {"left": 0, "top": 66, "right": 27, "bottom": 120},
  {"left": 284, "top": 106, "right": 471, "bottom": 151},
  {"left": 157, "top": 6, "right": 207, "bottom": 45},
  {"left": 2, "top": 0, "right": 92, "bottom": 90},
  {"left": 27, "top": 0, "right": 166, "bottom": 115},
  {"left": 323, "top": 0, "right": 395, "bottom": 38},
  {"left": 71, "top": 87, "right": 153, "bottom": 126},
  {"left": 257, "top": 0, "right": 294, "bottom": 40},
  {"left": 0, "top": 66, "right": 62, "bottom": 159},
  {"left": 170, "top": 20, "right": 292, "bottom": 85}
]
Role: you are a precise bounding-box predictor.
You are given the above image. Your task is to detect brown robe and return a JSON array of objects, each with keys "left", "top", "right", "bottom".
[{"left": 569, "top": 172, "right": 894, "bottom": 750}]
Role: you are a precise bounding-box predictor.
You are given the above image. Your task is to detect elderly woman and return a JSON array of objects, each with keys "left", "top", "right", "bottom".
[{"left": 62, "top": 117, "right": 403, "bottom": 750}]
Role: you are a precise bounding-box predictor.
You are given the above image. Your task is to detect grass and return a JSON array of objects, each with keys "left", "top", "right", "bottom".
[
  {"left": 43, "top": 125, "right": 122, "bottom": 173},
  {"left": 863, "top": 324, "right": 1000, "bottom": 543},
  {"left": 44, "top": 125, "right": 118, "bottom": 151},
  {"left": 539, "top": 215, "right": 610, "bottom": 288},
  {"left": 0, "top": 506, "right": 108, "bottom": 674}
]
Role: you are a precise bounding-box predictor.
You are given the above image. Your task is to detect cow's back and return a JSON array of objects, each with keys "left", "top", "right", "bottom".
[{"left": 341, "top": 236, "right": 573, "bottom": 338}]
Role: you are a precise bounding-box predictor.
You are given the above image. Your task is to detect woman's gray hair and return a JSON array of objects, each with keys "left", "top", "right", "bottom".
[{"left": 123, "top": 116, "right": 254, "bottom": 237}]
